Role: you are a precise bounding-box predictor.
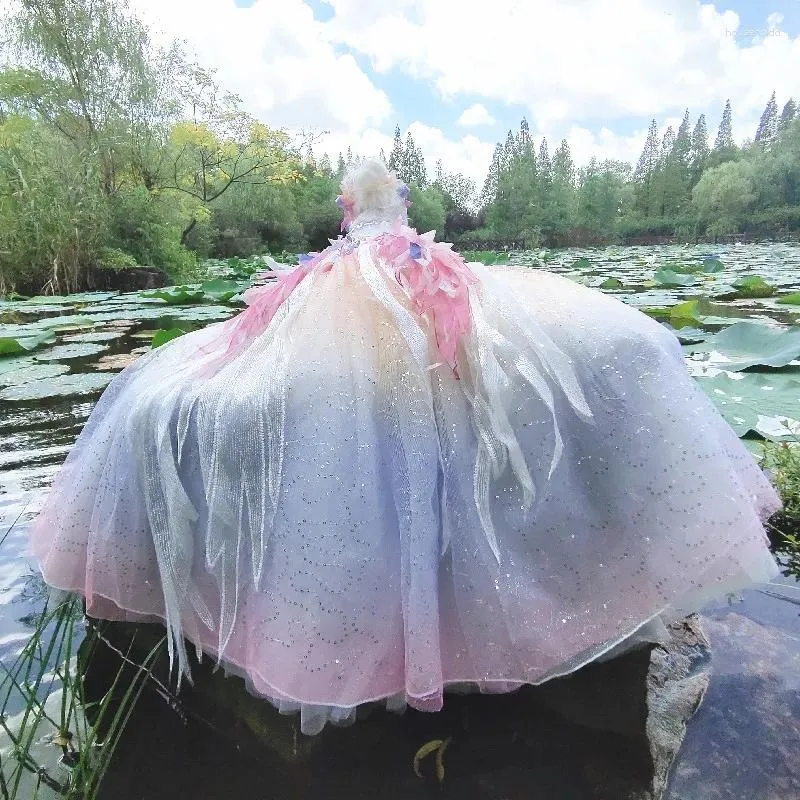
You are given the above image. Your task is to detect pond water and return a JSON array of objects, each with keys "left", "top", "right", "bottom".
[{"left": 1, "top": 243, "right": 799, "bottom": 798}]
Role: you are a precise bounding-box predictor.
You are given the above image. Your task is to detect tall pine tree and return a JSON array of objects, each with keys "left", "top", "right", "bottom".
[
  {"left": 714, "top": 100, "right": 734, "bottom": 150},
  {"left": 538, "top": 138, "right": 551, "bottom": 184},
  {"left": 633, "top": 119, "right": 660, "bottom": 216},
  {"left": 689, "top": 114, "right": 709, "bottom": 185},
  {"left": 658, "top": 126, "right": 676, "bottom": 165},
  {"left": 502, "top": 130, "right": 516, "bottom": 170},
  {"left": 481, "top": 143, "right": 504, "bottom": 206},
  {"left": 778, "top": 98, "right": 796, "bottom": 133},
  {"left": 548, "top": 139, "right": 577, "bottom": 231},
  {"left": 755, "top": 91, "right": 778, "bottom": 144},
  {"left": 388, "top": 125, "right": 404, "bottom": 174},
  {"left": 401, "top": 131, "right": 427, "bottom": 186}
]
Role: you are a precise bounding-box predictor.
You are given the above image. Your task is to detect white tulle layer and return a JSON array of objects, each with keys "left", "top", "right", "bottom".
[{"left": 31, "top": 257, "right": 781, "bottom": 734}]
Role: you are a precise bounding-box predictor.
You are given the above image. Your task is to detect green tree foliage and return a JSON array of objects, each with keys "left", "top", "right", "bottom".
[
  {"left": 778, "top": 99, "right": 797, "bottom": 133},
  {"left": 407, "top": 184, "right": 446, "bottom": 233},
  {"left": 0, "top": 0, "right": 298, "bottom": 292},
  {"left": 689, "top": 113, "right": 710, "bottom": 185},
  {"left": 477, "top": 98, "right": 799, "bottom": 245},
  {"left": 2, "top": 2, "right": 800, "bottom": 295},
  {"left": 755, "top": 91, "right": 779, "bottom": 145},
  {"left": 633, "top": 119, "right": 660, "bottom": 217},
  {"left": 714, "top": 99, "right": 735, "bottom": 150},
  {"left": 692, "top": 158, "right": 756, "bottom": 235}
]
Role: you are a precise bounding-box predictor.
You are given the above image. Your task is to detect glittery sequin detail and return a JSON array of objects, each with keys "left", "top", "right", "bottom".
[{"left": 30, "top": 233, "right": 781, "bottom": 734}]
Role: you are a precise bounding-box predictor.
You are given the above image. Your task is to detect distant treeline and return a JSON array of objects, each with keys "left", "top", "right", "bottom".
[{"left": 1, "top": 0, "right": 798, "bottom": 295}]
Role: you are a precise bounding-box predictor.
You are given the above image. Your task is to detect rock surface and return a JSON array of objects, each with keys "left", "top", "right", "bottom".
[
  {"left": 82, "top": 615, "right": 713, "bottom": 800},
  {"left": 87, "top": 265, "right": 167, "bottom": 292},
  {"left": 665, "top": 581, "right": 800, "bottom": 800}
]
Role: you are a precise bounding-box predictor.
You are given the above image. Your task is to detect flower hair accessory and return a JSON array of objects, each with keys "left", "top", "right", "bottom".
[
  {"left": 336, "top": 193, "right": 356, "bottom": 232},
  {"left": 397, "top": 182, "right": 411, "bottom": 209}
]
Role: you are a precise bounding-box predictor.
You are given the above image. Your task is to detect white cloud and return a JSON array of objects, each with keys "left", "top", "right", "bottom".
[
  {"left": 123, "top": 0, "right": 800, "bottom": 184},
  {"left": 457, "top": 103, "right": 496, "bottom": 127},
  {"left": 323, "top": 0, "right": 800, "bottom": 135},
  {"left": 128, "top": 0, "right": 391, "bottom": 134},
  {"left": 408, "top": 122, "right": 495, "bottom": 186}
]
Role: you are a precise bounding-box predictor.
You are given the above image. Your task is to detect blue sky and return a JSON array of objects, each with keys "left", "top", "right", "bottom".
[{"left": 134, "top": 0, "right": 800, "bottom": 183}]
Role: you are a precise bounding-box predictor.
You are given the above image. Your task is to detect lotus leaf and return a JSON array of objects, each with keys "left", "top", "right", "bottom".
[
  {"left": 0, "top": 330, "right": 57, "bottom": 357},
  {"left": 728, "top": 276, "right": 776, "bottom": 299},
  {"left": 599, "top": 277, "right": 624, "bottom": 290},
  {"left": 654, "top": 269, "right": 699, "bottom": 288},
  {"left": 0, "top": 371, "right": 115, "bottom": 401},
  {"left": 143, "top": 286, "right": 206, "bottom": 305},
  {"left": 200, "top": 279, "right": 243, "bottom": 303},
  {"left": 689, "top": 321, "right": 800, "bottom": 371},
  {"left": 34, "top": 342, "right": 109, "bottom": 361},
  {"left": 151, "top": 328, "right": 187, "bottom": 348},
  {"left": 699, "top": 371, "right": 800, "bottom": 440},
  {"left": 0, "top": 363, "right": 70, "bottom": 387}
]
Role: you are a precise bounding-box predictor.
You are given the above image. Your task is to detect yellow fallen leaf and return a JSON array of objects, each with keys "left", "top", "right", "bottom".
[
  {"left": 413, "top": 738, "right": 444, "bottom": 778},
  {"left": 435, "top": 736, "right": 452, "bottom": 783}
]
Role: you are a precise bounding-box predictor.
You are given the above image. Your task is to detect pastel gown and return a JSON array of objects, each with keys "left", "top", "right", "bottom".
[{"left": 30, "top": 213, "right": 780, "bottom": 734}]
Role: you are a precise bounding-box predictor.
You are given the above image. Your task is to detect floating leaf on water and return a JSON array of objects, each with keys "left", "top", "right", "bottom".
[
  {"left": 776, "top": 292, "right": 800, "bottom": 306},
  {"left": 173, "top": 305, "right": 234, "bottom": 322},
  {"left": 461, "top": 250, "right": 510, "bottom": 266},
  {"left": 689, "top": 321, "right": 800, "bottom": 371},
  {"left": 670, "top": 326, "right": 707, "bottom": 345},
  {"left": 727, "top": 276, "right": 776, "bottom": 299},
  {"left": 0, "top": 301, "right": 77, "bottom": 315},
  {"left": 698, "top": 371, "right": 800, "bottom": 441},
  {"left": 0, "top": 371, "right": 115, "bottom": 401},
  {"left": 0, "top": 362, "right": 69, "bottom": 387},
  {"left": 200, "top": 278, "right": 244, "bottom": 303},
  {"left": 83, "top": 307, "right": 175, "bottom": 323},
  {"left": 654, "top": 269, "right": 699, "bottom": 288},
  {"left": 34, "top": 342, "right": 109, "bottom": 361},
  {"left": 18, "top": 314, "right": 97, "bottom": 331},
  {"left": 62, "top": 330, "right": 125, "bottom": 343},
  {"left": 663, "top": 263, "right": 705, "bottom": 275},
  {"left": 151, "top": 328, "right": 187, "bottom": 348},
  {"left": 701, "top": 257, "right": 724, "bottom": 272},
  {"left": 24, "top": 292, "right": 117, "bottom": 305},
  {"left": 0, "top": 356, "right": 35, "bottom": 375},
  {"left": 0, "top": 329, "right": 57, "bottom": 357},
  {"left": 644, "top": 298, "right": 746, "bottom": 329},
  {"left": 142, "top": 286, "right": 206, "bottom": 305},
  {"left": 599, "top": 277, "right": 624, "bottom": 290}
]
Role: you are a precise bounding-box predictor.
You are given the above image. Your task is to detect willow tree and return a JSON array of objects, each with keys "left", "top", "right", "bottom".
[
  {"left": 158, "top": 67, "right": 300, "bottom": 244},
  {"left": 0, "top": 0, "right": 184, "bottom": 194}
]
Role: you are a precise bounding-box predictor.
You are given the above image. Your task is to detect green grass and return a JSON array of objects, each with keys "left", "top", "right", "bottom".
[
  {"left": 0, "top": 592, "right": 164, "bottom": 799},
  {"left": 762, "top": 441, "right": 800, "bottom": 580}
]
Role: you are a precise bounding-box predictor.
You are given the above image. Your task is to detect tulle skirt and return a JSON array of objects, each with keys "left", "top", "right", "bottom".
[{"left": 30, "top": 256, "right": 780, "bottom": 734}]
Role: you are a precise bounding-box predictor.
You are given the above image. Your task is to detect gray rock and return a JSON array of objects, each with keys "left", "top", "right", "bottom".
[
  {"left": 83, "top": 615, "right": 711, "bottom": 799},
  {"left": 665, "top": 583, "right": 800, "bottom": 800}
]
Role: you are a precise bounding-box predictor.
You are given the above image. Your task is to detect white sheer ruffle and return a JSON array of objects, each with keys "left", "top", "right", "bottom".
[{"left": 31, "top": 251, "right": 781, "bottom": 734}]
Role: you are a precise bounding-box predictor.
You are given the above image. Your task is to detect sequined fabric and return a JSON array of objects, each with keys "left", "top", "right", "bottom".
[{"left": 30, "top": 225, "right": 781, "bottom": 735}]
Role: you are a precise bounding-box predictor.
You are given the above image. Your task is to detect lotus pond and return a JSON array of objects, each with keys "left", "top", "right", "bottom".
[{"left": 0, "top": 243, "right": 799, "bottom": 798}]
